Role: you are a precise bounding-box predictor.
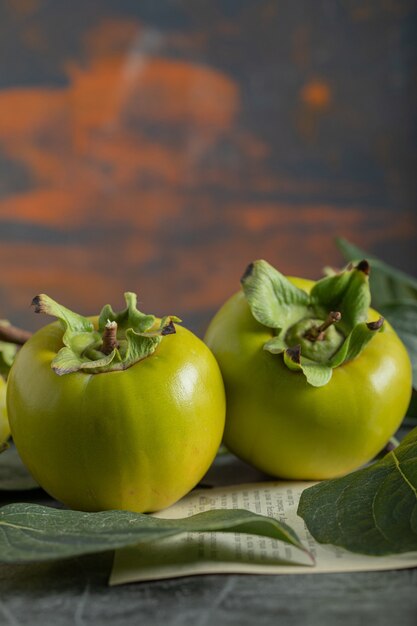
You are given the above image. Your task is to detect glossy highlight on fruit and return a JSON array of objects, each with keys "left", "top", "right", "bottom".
[
  {"left": 205, "top": 266, "right": 412, "bottom": 480},
  {"left": 7, "top": 293, "right": 226, "bottom": 512}
]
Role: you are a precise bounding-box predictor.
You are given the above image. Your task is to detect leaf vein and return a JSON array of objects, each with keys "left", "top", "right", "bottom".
[
  {"left": 0, "top": 520, "right": 44, "bottom": 532},
  {"left": 392, "top": 451, "right": 417, "bottom": 500}
]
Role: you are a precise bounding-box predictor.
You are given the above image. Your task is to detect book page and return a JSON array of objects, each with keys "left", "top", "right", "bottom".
[{"left": 110, "top": 481, "right": 417, "bottom": 585}]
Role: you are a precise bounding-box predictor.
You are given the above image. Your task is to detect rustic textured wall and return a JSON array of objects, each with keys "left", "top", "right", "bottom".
[{"left": 0, "top": 1, "right": 416, "bottom": 333}]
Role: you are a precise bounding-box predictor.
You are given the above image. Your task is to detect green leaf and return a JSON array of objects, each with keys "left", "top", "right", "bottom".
[
  {"left": 336, "top": 239, "right": 417, "bottom": 390},
  {"left": 0, "top": 343, "right": 17, "bottom": 378},
  {"left": 51, "top": 345, "right": 120, "bottom": 376},
  {"left": 298, "top": 428, "right": 417, "bottom": 556},
  {"left": 378, "top": 300, "right": 417, "bottom": 388},
  {"left": 241, "top": 260, "right": 310, "bottom": 332},
  {"left": 336, "top": 238, "right": 417, "bottom": 308},
  {"left": 0, "top": 503, "right": 310, "bottom": 564},
  {"left": 310, "top": 263, "right": 370, "bottom": 334},
  {"left": 33, "top": 293, "right": 180, "bottom": 375},
  {"left": 32, "top": 294, "right": 95, "bottom": 335},
  {"left": 0, "top": 321, "right": 18, "bottom": 378},
  {"left": 33, "top": 294, "right": 100, "bottom": 375},
  {"left": 98, "top": 292, "right": 156, "bottom": 334},
  {"left": 406, "top": 392, "right": 417, "bottom": 420},
  {"left": 0, "top": 444, "right": 38, "bottom": 491},
  {"left": 298, "top": 362, "right": 333, "bottom": 387},
  {"left": 123, "top": 328, "right": 162, "bottom": 368},
  {"left": 242, "top": 258, "right": 383, "bottom": 388},
  {"left": 282, "top": 347, "right": 333, "bottom": 387},
  {"left": 329, "top": 318, "right": 385, "bottom": 368},
  {"left": 263, "top": 335, "right": 286, "bottom": 354}
]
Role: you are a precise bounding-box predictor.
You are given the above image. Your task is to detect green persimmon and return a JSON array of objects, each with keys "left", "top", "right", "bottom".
[
  {"left": 7, "top": 293, "right": 225, "bottom": 512},
  {"left": 205, "top": 260, "right": 412, "bottom": 480}
]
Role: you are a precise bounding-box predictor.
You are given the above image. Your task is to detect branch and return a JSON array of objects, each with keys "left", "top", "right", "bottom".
[{"left": 0, "top": 323, "right": 32, "bottom": 345}]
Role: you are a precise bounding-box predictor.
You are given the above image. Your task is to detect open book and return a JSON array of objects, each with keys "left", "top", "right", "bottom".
[{"left": 110, "top": 454, "right": 417, "bottom": 585}]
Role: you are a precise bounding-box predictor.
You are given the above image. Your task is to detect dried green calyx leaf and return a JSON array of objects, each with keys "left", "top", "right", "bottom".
[
  {"left": 241, "top": 261, "right": 310, "bottom": 331},
  {"left": 32, "top": 293, "right": 181, "bottom": 375},
  {"left": 241, "top": 260, "right": 384, "bottom": 387}
]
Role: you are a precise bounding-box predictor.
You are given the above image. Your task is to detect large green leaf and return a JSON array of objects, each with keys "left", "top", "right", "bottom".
[
  {"left": 297, "top": 428, "right": 417, "bottom": 556},
  {"left": 0, "top": 503, "right": 310, "bottom": 564},
  {"left": 378, "top": 301, "right": 417, "bottom": 388}
]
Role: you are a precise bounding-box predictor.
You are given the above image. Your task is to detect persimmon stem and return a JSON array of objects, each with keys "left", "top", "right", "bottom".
[
  {"left": 0, "top": 322, "right": 32, "bottom": 345},
  {"left": 305, "top": 311, "right": 342, "bottom": 342},
  {"left": 101, "top": 320, "right": 118, "bottom": 355},
  {"left": 317, "top": 311, "right": 342, "bottom": 333}
]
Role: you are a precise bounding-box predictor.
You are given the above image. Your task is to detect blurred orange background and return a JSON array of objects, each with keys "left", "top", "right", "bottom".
[{"left": 0, "top": 1, "right": 416, "bottom": 333}]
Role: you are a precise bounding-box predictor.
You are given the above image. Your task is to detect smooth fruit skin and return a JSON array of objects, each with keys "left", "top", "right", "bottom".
[
  {"left": 7, "top": 321, "right": 225, "bottom": 512},
  {"left": 204, "top": 277, "right": 412, "bottom": 480},
  {"left": 0, "top": 376, "right": 10, "bottom": 445}
]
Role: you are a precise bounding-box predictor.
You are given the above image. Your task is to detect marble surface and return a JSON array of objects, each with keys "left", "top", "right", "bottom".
[{"left": 1, "top": 553, "right": 417, "bottom": 626}]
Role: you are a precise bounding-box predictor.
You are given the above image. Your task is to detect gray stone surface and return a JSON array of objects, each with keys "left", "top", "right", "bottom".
[{"left": 1, "top": 555, "right": 417, "bottom": 626}]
